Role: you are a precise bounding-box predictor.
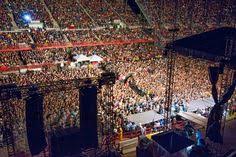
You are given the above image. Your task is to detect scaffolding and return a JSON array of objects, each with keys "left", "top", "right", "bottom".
[
  {"left": 164, "top": 29, "right": 177, "bottom": 130},
  {"left": 163, "top": 4, "right": 178, "bottom": 129},
  {"left": 219, "top": 37, "right": 235, "bottom": 156},
  {"left": 0, "top": 72, "right": 116, "bottom": 157},
  {"left": 0, "top": 101, "right": 16, "bottom": 157}
]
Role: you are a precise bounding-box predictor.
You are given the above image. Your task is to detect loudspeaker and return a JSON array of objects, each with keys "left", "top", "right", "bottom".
[
  {"left": 79, "top": 86, "right": 98, "bottom": 149},
  {"left": 26, "top": 92, "right": 47, "bottom": 155},
  {"left": 50, "top": 127, "right": 81, "bottom": 157}
]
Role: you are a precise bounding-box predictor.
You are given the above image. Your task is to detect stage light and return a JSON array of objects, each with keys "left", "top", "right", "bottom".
[{"left": 23, "top": 14, "right": 32, "bottom": 22}]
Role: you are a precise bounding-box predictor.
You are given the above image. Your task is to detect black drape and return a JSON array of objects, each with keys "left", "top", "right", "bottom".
[
  {"left": 206, "top": 70, "right": 236, "bottom": 144},
  {"left": 208, "top": 67, "right": 219, "bottom": 103},
  {"left": 219, "top": 79, "right": 236, "bottom": 105},
  {"left": 206, "top": 121, "right": 223, "bottom": 143}
]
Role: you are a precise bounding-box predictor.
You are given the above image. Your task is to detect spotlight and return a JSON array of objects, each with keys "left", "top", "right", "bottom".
[{"left": 23, "top": 14, "right": 32, "bottom": 22}]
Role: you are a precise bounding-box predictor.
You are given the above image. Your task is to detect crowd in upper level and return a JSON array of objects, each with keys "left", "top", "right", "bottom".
[
  {"left": 0, "top": 0, "right": 234, "bottom": 50},
  {"left": 0, "top": 2, "right": 13, "bottom": 30},
  {"left": 139, "top": 0, "right": 235, "bottom": 45},
  {"left": 0, "top": 27, "right": 152, "bottom": 49},
  {"left": 8, "top": 0, "right": 53, "bottom": 28},
  {"left": 0, "top": 43, "right": 214, "bottom": 130},
  {"left": 0, "top": 31, "right": 31, "bottom": 49},
  {"left": 45, "top": 0, "right": 94, "bottom": 28}
]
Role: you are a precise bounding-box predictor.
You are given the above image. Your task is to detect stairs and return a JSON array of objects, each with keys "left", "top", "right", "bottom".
[
  {"left": 76, "top": 0, "right": 100, "bottom": 40},
  {"left": 62, "top": 33, "right": 70, "bottom": 42},
  {"left": 5, "top": 0, "right": 18, "bottom": 30},
  {"left": 119, "top": 137, "right": 138, "bottom": 154},
  {"left": 27, "top": 33, "right": 35, "bottom": 44},
  {"left": 77, "top": 0, "right": 98, "bottom": 27},
  {"left": 7, "top": 13, "right": 18, "bottom": 30},
  {"left": 18, "top": 52, "right": 27, "bottom": 65},
  {"left": 103, "top": 0, "right": 128, "bottom": 26},
  {"left": 40, "top": 0, "right": 60, "bottom": 28},
  {"left": 134, "top": 0, "right": 152, "bottom": 25}
]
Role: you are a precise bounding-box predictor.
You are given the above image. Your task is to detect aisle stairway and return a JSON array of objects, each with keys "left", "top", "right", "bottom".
[
  {"left": 5, "top": 0, "right": 18, "bottom": 30},
  {"left": 103, "top": 0, "right": 128, "bottom": 25},
  {"left": 76, "top": 0, "right": 98, "bottom": 27},
  {"left": 18, "top": 52, "right": 27, "bottom": 65},
  {"left": 7, "top": 13, "right": 18, "bottom": 30},
  {"left": 41, "top": 0, "right": 60, "bottom": 28},
  {"left": 133, "top": 0, "right": 152, "bottom": 25},
  {"left": 119, "top": 137, "right": 138, "bottom": 155},
  {"left": 27, "top": 33, "right": 35, "bottom": 44},
  {"left": 62, "top": 33, "right": 70, "bottom": 42}
]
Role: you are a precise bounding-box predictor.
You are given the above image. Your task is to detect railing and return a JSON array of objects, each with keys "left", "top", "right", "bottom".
[
  {"left": 0, "top": 46, "right": 32, "bottom": 53},
  {"left": 116, "top": 127, "right": 153, "bottom": 140},
  {"left": 0, "top": 39, "right": 155, "bottom": 53},
  {"left": 116, "top": 121, "right": 186, "bottom": 141},
  {"left": 0, "top": 62, "right": 56, "bottom": 72}
]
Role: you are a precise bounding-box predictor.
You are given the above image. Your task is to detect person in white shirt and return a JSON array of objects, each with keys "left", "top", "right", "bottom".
[{"left": 139, "top": 123, "right": 146, "bottom": 135}]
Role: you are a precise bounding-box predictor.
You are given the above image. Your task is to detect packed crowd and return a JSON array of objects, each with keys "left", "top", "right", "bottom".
[
  {"left": 64, "top": 30, "right": 98, "bottom": 43},
  {"left": 139, "top": 0, "right": 235, "bottom": 45},
  {"left": 19, "top": 49, "right": 69, "bottom": 65},
  {"left": 0, "top": 27, "right": 151, "bottom": 50},
  {"left": 30, "top": 29, "right": 66, "bottom": 45},
  {"left": 80, "top": 0, "right": 120, "bottom": 26},
  {"left": 0, "top": 43, "right": 214, "bottom": 140},
  {"left": 0, "top": 0, "right": 235, "bottom": 153},
  {"left": 0, "top": 51, "right": 23, "bottom": 66},
  {"left": 0, "top": 0, "right": 234, "bottom": 51},
  {"left": 0, "top": 0, "right": 149, "bottom": 51},
  {"left": 8, "top": 0, "right": 53, "bottom": 28},
  {"left": 106, "top": 0, "right": 141, "bottom": 26},
  {"left": 1, "top": 0, "right": 144, "bottom": 30},
  {"left": 0, "top": 31, "right": 31, "bottom": 49},
  {"left": 0, "top": 48, "right": 70, "bottom": 66},
  {"left": 0, "top": 1, "right": 13, "bottom": 30},
  {"left": 142, "top": 0, "right": 235, "bottom": 27},
  {"left": 94, "top": 27, "right": 152, "bottom": 41},
  {"left": 45, "top": 0, "right": 94, "bottom": 28}
]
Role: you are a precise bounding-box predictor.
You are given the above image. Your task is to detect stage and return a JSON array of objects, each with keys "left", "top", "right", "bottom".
[{"left": 126, "top": 110, "right": 164, "bottom": 125}]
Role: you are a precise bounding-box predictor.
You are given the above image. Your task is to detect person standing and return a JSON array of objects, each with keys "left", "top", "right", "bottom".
[
  {"left": 139, "top": 123, "right": 146, "bottom": 135},
  {"left": 119, "top": 127, "right": 123, "bottom": 141}
]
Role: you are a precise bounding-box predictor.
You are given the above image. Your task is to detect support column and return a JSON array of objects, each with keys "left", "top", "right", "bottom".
[{"left": 164, "top": 28, "right": 178, "bottom": 130}]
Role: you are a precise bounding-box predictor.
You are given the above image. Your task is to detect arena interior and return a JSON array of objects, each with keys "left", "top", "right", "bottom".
[{"left": 0, "top": 0, "right": 236, "bottom": 157}]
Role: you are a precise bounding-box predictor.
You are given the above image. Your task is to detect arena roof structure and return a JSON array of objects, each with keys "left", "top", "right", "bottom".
[{"left": 165, "top": 27, "right": 236, "bottom": 69}]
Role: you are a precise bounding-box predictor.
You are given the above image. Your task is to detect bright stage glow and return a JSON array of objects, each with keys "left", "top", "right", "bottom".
[{"left": 23, "top": 14, "right": 32, "bottom": 22}]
